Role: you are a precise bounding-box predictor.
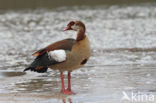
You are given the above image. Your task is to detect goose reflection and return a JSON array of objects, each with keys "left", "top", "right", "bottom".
[{"left": 62, "top": 98, "right": 72, "bottom": 103}]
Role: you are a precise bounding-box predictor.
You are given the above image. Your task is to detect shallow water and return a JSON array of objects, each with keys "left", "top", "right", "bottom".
[{"left": 0, "top": 3, "right": 156, "bottom": 103}]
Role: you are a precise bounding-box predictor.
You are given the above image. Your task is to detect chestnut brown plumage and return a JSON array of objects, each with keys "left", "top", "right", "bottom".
[{"left": 24, "top": 21, "right": 91, "bottom": 95}]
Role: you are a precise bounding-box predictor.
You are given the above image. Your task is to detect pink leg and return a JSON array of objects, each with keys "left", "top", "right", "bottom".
[
  {"left": 60, "top": 72, "right": 66, "bottom": 92},
  {"left": 60, "top": 71, "right": 75, "bottom": 95},
  {"left": 67, "top": 71, "right": 71, "bottom": 91},
  {"left": 66, "top": 71, "right": 75, "bottom": 94}
]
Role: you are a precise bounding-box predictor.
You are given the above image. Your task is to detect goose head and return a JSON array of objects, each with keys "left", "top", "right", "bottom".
[{"left": 64, "top": 21, "right": 85, "bottom": 32}]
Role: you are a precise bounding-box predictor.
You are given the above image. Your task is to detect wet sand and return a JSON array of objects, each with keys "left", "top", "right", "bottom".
[{"left": 0, "top": 64, "right": 156, "bottom": 103}]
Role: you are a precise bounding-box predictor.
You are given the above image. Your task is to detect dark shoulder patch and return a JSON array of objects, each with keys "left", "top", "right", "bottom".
[{"left": 81, "top": 59, "right": 88, "bottom": 65}]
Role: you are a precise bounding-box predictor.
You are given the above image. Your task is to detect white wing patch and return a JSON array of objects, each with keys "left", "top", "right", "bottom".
[{"left": 49, "top": 50, "right": 66, "bottom": 62}]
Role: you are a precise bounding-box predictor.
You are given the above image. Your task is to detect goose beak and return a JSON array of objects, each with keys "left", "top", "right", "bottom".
[{"left": 63, "top": 26, "right": 72, "bottom": 31}]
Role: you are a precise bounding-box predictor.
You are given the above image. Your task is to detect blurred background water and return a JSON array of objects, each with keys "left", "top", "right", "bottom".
[{"left": 0, "top": 0, "right": 156, "bottom": 103}]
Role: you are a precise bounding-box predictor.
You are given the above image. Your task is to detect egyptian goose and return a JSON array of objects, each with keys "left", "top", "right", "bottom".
[{"left": 24, "top": 21, "right": 91, "bottom": 95}]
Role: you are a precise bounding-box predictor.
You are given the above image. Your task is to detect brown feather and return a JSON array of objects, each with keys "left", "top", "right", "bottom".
[
  {"left": 75, "top": 21, "right": 86, "bottom": 41},
  {"left": 33, "top": 39, "right": 75, "bottom": 57},
  {"left": 33, "top": 48, "right": 46, "bottom": 56},
  {"left": 36, "top": 66, "right": 44, "bottom": 70}
]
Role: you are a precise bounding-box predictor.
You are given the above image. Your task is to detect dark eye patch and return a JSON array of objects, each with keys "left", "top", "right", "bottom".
[{"left": 69, "top": 21, "right": 75, "bottom": 25}]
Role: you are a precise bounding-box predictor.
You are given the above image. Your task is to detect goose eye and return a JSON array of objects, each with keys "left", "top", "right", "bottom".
[{"left": 70, "top": 21, "right": 75, "bottom": 25}]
